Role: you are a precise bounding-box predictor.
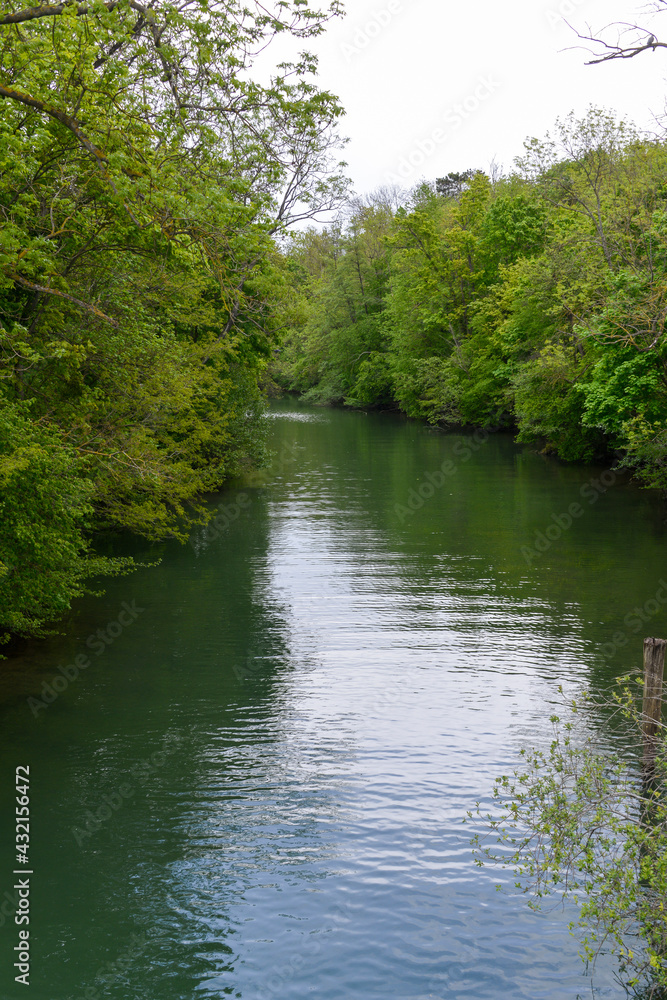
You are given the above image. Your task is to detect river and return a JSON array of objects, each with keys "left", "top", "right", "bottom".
[{"left": 2, "top": 398, "right": 666, "bottom": 999}]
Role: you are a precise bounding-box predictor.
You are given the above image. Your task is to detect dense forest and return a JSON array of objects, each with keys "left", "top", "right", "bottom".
[
  {"left": 273, "top": 108, "right": 667, "bottom": 490},
  {"left": 0, "top": 0, "right": 346, "bottom": 646}
]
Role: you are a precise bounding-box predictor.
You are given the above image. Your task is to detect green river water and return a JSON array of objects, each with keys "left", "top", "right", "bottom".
[{"left": 1, "top": 398, "right": 667, "bottom": 999}]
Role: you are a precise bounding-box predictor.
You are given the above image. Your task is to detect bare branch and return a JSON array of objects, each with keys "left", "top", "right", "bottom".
[{"left": 567, "top": 14, "right": 667, "bottom": 65}]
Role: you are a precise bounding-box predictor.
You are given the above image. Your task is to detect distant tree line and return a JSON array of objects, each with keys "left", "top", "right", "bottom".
[{"left": 273, "top": 108, "right": 667, "bottom": 490}]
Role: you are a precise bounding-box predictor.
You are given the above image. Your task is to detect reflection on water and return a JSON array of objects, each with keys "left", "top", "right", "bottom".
[
  {"left": 1, "top": 398, "right": 665, "bottom": 999},
  {"left": 264, "top": 409, "right": 330, "bottom": 422}
]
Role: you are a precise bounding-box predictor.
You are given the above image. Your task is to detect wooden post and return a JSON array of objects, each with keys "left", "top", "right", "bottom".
[{"left": 642, "top": 637, "right": 667, "bottom": 776}]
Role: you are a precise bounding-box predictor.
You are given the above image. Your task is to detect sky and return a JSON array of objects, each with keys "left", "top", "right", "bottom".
[{"left": 282, "top": 0, "right": 667, "bottom": 198}]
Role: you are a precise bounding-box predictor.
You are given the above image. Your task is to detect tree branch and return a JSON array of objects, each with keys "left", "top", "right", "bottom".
[
  {"left": 0, "top": 1, "right": 118, "bottom": 25},
  {"left": 0, "top": 83, "right": 142, "bottom": 226},
  {"left": 569, "top": 17, "right": 667, "bottom": 65},
  {"left": 9, "top": 272, "right": 118, "bottom": 325}
]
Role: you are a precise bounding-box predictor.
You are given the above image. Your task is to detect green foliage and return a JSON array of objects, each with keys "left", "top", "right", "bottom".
[
  {"left": 620, "top": 418, "right": 667, "bottom": 492},
  {"left": 349, "top": 351, "right": 394, "bottom": 407},
  {"left": 274, "top": 107, "right": 667, "bottom": 491},
  {"left": 0, "top": 399, "right": 134, "bottom": 642},
  {"left": 273, "top": 197, "right": 393, "bottom": 404},
  {"left": 390, "top": 356, "right": 462, "bottom": 426},
  {"left": 480, "top": 192, "right": 547, "bottom": 269},
  {"left": 0, "top": 0, "right": 347, "bottom": 642},
  {"left": 469, "top": 680, "right": 667, "bottom": 995},
  {"left": 511, "top": 340, "right": 605, "bottom": 461}
]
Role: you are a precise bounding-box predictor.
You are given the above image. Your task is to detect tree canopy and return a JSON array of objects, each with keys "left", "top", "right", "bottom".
[
  {"left": 0, "top": 0, "right": 347, "bottom": 644},
  {"left": 273, "top": 107, "right": 667, "bottom": 477}
]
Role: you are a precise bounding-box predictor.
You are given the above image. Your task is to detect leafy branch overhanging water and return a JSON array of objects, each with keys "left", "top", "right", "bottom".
[{"left": 469, "top": 678, "right": 667, "bottom": 997}]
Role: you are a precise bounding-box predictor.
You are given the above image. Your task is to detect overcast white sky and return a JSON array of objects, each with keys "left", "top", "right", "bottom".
[{"left": 289, "top": 0, "right": 667, "bottom": 196}]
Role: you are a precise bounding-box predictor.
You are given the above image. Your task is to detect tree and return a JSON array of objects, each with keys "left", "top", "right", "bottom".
[
  {"left": 573, "top": 3, "right": 667, "bottom": 64},
  {"left": 0, "top": 397, "right": 134, "bottom": 644},
  {"left": 0, "top": 0, "right": 349, "bottom": 641},
  {"left": 435, "top": 170, "right": 477, "bottom": 200},
  {"left": 272, "top": 192, "right": 397, "bottom": 405},
  {"left": 516, "top": 108, "right": 640, "bottom": 270},
  {"left": 470, "top": 679, "right": 667, "bottom": 997},
  {"left": 0, "top": 0, "right": 348, "bottom": 328}
]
